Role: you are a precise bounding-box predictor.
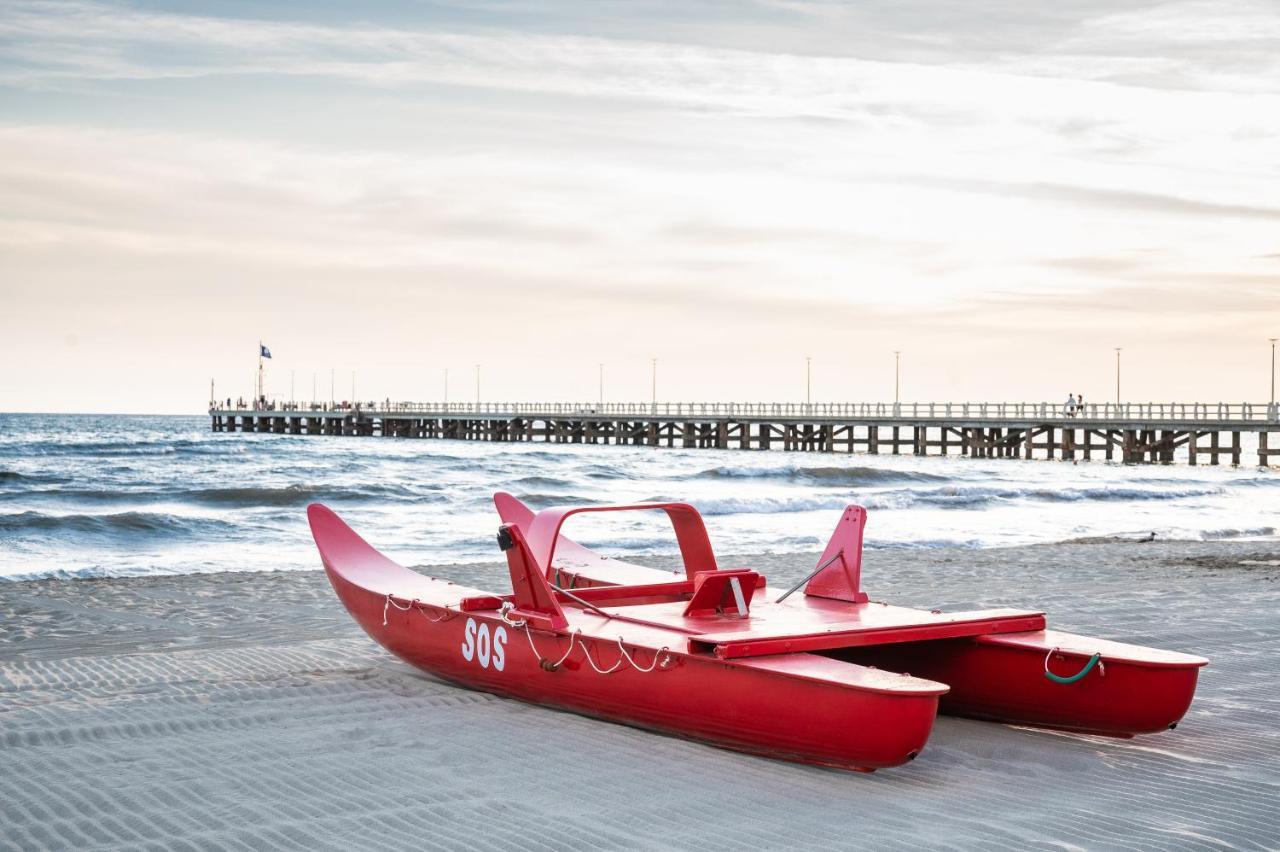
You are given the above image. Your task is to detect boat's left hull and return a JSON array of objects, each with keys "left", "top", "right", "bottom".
[{"left": 325, "top": 566, "right": 946, "bottom": 771}]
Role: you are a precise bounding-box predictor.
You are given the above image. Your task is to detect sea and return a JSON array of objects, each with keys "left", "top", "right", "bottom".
[{"left": 1, "top": 413, "right": 1276, "bottom": 581}]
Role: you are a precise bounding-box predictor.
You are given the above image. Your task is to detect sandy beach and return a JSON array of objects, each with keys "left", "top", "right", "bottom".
[{"left": 2, "top": 538, "right": 1277, "bottom": 850}]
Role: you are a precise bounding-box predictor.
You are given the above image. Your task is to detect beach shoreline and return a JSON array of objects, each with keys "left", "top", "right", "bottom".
[{"left": 2, "top": 539, "right": 1278, "bottom": 850}]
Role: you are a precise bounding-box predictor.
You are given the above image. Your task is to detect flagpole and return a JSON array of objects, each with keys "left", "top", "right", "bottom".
[{"left": 257, "top": 341, "right": 263, "bottom": 407}]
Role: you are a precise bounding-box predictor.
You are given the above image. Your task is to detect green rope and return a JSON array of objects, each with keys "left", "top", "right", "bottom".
[{"left": 1044, "top": 651, "right": 1101, "bottom": 684}]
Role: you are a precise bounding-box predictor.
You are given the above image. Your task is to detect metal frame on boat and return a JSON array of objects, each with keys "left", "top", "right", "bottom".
[{"left": 308, "top": 494, "right": 1207, "bottom": 773}]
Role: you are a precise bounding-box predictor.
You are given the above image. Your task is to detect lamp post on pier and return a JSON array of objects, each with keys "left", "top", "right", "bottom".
[
  {"left": 651, "top": 358, "right": 657, "bottom": 413},
  {"left": 475, "top": 364, "right": 481, "bottom": 408},
  {"left": 1114, "top": 348, "right": 1122, "bottom": 405},
  {"left": 598, "top": 362, "right": 604, "bottom": 409},
  {"left": 1270, "top": 338, "right": 1276, "bottom": 408},
  {"left": 806, "top": 356, "right": 812, "bottom": 409},
  {"left": 893, "top": 351, "right": 901, "bottom": 405}
]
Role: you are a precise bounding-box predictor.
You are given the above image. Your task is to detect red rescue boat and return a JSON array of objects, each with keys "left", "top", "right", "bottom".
[{"left": 308, "top": 495, "right": 1207, "bottom": 773}]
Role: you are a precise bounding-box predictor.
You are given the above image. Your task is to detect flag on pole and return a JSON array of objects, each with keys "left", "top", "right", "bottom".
[{"left": 260, "top": 344, "right": 272, "bottom": 359}]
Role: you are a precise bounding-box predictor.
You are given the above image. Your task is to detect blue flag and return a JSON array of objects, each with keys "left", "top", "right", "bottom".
[{"left": 260, "top": 344, "right": 272, "bottom": 359}]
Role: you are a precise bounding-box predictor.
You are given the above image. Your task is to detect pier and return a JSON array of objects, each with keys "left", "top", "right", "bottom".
[{"left": 209, "top": 401, "right": 1280, "bottom": 467}]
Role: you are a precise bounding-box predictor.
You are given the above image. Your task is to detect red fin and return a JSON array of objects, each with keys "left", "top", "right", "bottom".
[{"left": 804, "top": 505, "right": 869, "bottom": 603}]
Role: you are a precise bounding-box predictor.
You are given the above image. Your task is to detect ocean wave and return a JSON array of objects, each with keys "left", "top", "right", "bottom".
[
  {"left": 868, "top": 484, "right": 1224, "bottom": 510},
  {"left": 1028, "top": 485, "right": 1222, "bottom": 503},
  {"left": 695, "top": 463, "right": 950, "bottom": 485},
  {"left": 192, "top": 484, "right": 429, "bottom": 506},
  {"left": 1200, "top": 526, "right": 1277, "bottom": 540},
  {"left": 1, "top": 443, "right": 180, "bottom": 458},
  {"left": 0, "top": 510, "right": 234, "bottom": 537},
  {"left": 641, "top": 483, "right": 1226, "bottom": 516},
  {"left": 507, "top": 493, "right": 602, "bottom": 508},
  {"left": 510, "top": 475, "right": 577, "bottom": 490},
  {"left": 0, "top": 469, "right": 69, "bottom": 485},
  {"left": 640, "top": 495, "right": 848, "bottom": 516},
  {"left": 579, "top": 464, "right": 628, "bottom": 480},
  {"left": 0, "top": 482, "right": 433, "bottom": 507}
]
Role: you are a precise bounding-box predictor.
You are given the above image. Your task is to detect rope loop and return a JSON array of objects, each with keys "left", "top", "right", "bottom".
[
  {"left": 616, "top": 637, "right": 672, "bottom": 673},
  {"left": 382, "top": 593, "right": 451, "bottom": 626},
  {"left": 382, "top": 593, "right": 416, "bottom": 626},
  {"left": 1044, "top": 647, "right": 1105, "bottom": 684},
  {"left": 498, "top": 601, "right": 528, "bottom": 628},
  {"left": 523, "top": 625, "right": 673, "bottom": 675}
]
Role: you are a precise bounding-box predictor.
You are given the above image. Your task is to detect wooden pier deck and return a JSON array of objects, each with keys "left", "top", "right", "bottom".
[{"left": 209, "top": 401, "right": 1280, "bottom": 467}]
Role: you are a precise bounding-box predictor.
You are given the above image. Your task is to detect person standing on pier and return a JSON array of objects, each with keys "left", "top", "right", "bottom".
[
  {"left": 1076, "top": 393, "right": 1085, "bottom": 417},
  {"left": 1064, "top": 393, "right": 1077, "bottom": 417}
]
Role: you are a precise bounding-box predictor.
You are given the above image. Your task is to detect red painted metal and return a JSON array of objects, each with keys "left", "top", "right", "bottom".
[
  {"left": 689, "top": 609, "right": 1047, "bottom": 659},
  {"left": 492, "top": 492, "right": 1208, "bottom": 739},
  {"left": 805, "top": 505, "right": 869, "bottom": 603},
  {"left": 499, "top": 522, "right": 568, "bottom": 631},
  {"left": 682, "top": 570, "right": 759, "bottom": 617},
  {"left": 525, "top": 502, "right": 718, "bottom": 581}
]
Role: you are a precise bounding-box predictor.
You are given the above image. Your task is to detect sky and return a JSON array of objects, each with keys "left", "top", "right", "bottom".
[{"left": 1, "top": 0, "right": 1278, "bottom": 413}]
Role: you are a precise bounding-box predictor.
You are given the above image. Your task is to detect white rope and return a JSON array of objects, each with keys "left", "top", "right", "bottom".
[
  {"left": 498, "top": 601, "right": 527, "bottom": 628},
  {"left": 615, "top": 637, "right": 672, "bottom": 673},
  {"left": 576, "top": 631, "right": 625, "bottom": 675},
  {"left": 382, "top": 593, "right": 451, "bottom": 626},
  {"left": 382, "top": 594, "right": 415, "bottom": 626},
  {"left": 521, "top": 624, "right": 671, "bottom": 675},
  {"left": 524, "top": 623, "right": 577, "bottom": 670}
]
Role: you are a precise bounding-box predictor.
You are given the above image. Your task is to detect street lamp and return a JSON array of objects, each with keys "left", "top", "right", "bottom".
[
  {"left": 1114, "top": 348, "right": 1122, "bottom": 404},
  {"left": 806, "top": 356, "right": 812, "bottom": 407},
  {"left": 443, "top": 367, "right": 449, "bottom": 406},
  {"left": 651, "top": 358, "right": 657, "bottom": 409},
  {"left": 893, "top": 351, "right": 901, "bottom": 405},
  {"left": 1270, "top": 338, "right": 1277, "bottom": 407},
  {"left": 599, "top": 362, "right": 604, "bottom": 409},
  {"left": 475, "top": 364, "right": 481, "bottom": 408}
]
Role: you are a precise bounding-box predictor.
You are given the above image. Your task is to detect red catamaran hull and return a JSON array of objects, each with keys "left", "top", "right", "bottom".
[
  {"left": 313, "top": 504, "right": 946, "bottom": 771},
  {"left": 834, "top": 634, "right": 1202, "bottom": 736}
]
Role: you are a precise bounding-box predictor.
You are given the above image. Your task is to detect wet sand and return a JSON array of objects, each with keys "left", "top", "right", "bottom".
[{"left": 2, "top": 540, "right": 1278, "bottom": 850}]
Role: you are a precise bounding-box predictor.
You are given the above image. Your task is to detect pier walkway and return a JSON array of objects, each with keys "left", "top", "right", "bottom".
[{"left": 209, "top": 401, "right": 1280, "bottom": 466}]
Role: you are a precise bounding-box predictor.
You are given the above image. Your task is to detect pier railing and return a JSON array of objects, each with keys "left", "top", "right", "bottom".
[{"left": 213, "top": 400, "right": 1280, "bottom": 422}]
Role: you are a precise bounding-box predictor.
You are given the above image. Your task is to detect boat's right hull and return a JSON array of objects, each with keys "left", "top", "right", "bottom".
[{"left": 836, "top": 631, "right": 1204, "bottom": 736}]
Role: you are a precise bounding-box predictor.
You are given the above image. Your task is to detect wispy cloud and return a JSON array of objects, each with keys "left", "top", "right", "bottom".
[{"left": 1, "top": 0, "right": 1276, "bottom": 408}]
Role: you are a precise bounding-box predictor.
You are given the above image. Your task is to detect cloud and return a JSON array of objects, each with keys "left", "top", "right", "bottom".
[
  {"left": 1, "top": 0, "right": 1277, "bottom": 408},
  {"left": 896, "top": 176, "right": 1280, "bottom": 223}
]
